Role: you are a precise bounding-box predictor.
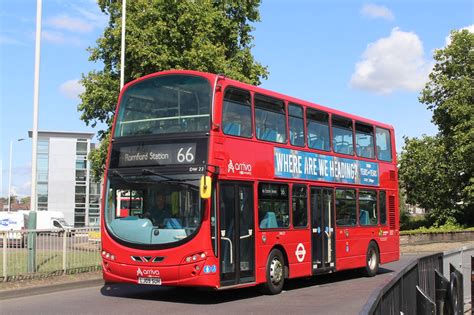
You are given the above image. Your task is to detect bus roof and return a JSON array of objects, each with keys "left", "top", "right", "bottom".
[{"left": 123, "top": 69, "right": 395, "bottom": 131}]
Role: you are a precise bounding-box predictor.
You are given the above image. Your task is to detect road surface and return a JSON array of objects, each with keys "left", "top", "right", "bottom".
[{"left": 1, "top": 256, "right": 416, "bottom": 315}]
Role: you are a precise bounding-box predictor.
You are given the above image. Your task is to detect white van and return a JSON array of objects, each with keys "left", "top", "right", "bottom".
[
  {"left": 0, "top": 212, "right": 26, "bottom": 247},
  {"left": 34, "top": 211, "right": 74, "bottom": 230}
]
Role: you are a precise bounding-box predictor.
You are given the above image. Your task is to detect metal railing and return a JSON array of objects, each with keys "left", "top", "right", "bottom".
[
  {"left": 443, "top": 246, "right": 473, "bottom": 308},
  {"left": 361, "top": 253, "right": 443, "bottom": 315},
  {"left": 1, "top": 227, "right": 101, "bottom": 282},
  {"left": 362, "top": 247, "right": 473, "bottom": 314}
]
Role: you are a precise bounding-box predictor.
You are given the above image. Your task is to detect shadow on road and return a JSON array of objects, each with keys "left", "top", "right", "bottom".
[{"left": 100, "top": 267, "right": 394, "bottom": 305}]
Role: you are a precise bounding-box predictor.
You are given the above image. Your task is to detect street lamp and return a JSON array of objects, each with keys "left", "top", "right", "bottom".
[
  {"left": 8, "top": 138, "right": 25, "bottom": 212},
  {"left": 31, "top": 0, "right": 42, "bottom": 214},
  {"left": 120, "top": 0, "right": 126, "bottom": 89}
]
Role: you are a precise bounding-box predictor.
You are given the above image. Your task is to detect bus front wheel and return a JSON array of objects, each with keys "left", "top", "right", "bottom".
[
  {"left": 363, "top": 242, "right": 379, "bottom": 277},
  {"left": 260, "top": 249, "right": 285, "bottom": 295}
]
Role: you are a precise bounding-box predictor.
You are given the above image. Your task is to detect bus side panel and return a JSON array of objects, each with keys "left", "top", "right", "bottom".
[
  {"left": 335, "top": 227, "right": 368, "bottom": 271},
  {"left": 378, "top": 234, "right": 400, "bottom": 264},
  {"left": 335, "top": 225, "right": 399, "bottom": 270},
  {"left": 254, "top": 229, "right": 312, "bottom": 283},
  {"left": 283, "top": 229, "right": 312, "bottom": 279}
]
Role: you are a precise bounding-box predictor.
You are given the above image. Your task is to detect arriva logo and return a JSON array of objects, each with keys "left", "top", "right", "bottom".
[
  {"left": 137, "top": 268, "right": 160, "bottom": 277},
  {"left": 227, "top": 159, "right": 252, "bottom": 175},
  {"left": 227, "top": 160, "right": 235, "bottom": 173}
]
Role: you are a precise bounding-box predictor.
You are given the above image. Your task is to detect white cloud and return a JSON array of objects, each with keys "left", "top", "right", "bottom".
[
  {"left": 361, "top": 4, "right": 394, "bottom": 21},
  {"left": 42, "top": 30, "right": 82, "bottom": 46},
  {"left": 350, "top": 28, "right": 432, "bottom": 94},
  {"left": 46, "top": 15, "right": 93, "bottom": 33},
  {"left": 59, "top": 79, "right": 85, "bottom": 100},
  {"left": 445, "top": 24, "right": 473, "bottom": 46},
  {"left": 42, "top": 30, "right": 66, "bottom": 44},
  {"left": 12, "top": 181, "right": 31, "bottom": 197},
  {"left": 0, "top": 35, "right": 25, "bottom": 45},
  {"left": 72, "top": 5, "right": 108, "bottom": 28}
]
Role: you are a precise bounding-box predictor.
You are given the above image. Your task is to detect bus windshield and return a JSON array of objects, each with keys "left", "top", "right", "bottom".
[
  {"left": 105, "top": 173, "right": 202, "bottom": 246},
  {"left": 115, "top": 74, "right": 211, "bottom": 137}
]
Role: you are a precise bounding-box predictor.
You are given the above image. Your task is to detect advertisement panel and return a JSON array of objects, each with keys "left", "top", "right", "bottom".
[{"left": 274, "top": 147, "right": 379, "bottom": 186}]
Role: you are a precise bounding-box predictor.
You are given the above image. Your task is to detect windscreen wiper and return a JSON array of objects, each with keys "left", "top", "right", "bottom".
[
  {"left": 142, "top": 169, "right": 175, "bottom": 181},
  {"left": 109, "top": 169, "right": 131, "bottom": 182},
  {"left": 142, "top": 169, "right": 196, "bottom": 183}
]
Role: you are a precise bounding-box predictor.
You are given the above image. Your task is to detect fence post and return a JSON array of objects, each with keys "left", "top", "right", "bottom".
[
  {"left": 471, "top": 256, "right": 473, "bottom": 313},
  {"left": 2, "top": 233, "right": 7, "bottom": 282},
  {"left": 62, "top": 230, "right": 67, "bottom": 274},
  {"left": 27, "top": 213, "right": 37, "bottom": 273}
]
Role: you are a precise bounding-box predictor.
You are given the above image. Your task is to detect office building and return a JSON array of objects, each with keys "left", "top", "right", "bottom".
[{"left": 28, "top": 131, "right": 101, "bottom": 226}]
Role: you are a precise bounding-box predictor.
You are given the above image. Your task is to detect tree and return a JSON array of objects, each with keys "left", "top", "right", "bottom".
[
  {"left": 400, "top": 29, "right": 473, "bottom": 225},
  {"left": 20, "top": 196, "right": 31, "bottom": 205},
  {"left": 9, "top": 195, "right": 17, "bottom": 205},
  {"left": 399, "top": 136, "right": 458, "bottom": 224},
  {"left": 79, "top": 0, "right": 268, "bottom": 180}
]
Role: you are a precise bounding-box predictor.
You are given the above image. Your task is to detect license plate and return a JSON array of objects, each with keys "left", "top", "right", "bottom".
[{"left": 138, "top": 277, "right": 162, "bottom": 285}]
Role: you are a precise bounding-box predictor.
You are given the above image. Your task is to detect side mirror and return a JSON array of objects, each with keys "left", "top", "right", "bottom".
[{"left": 200, "top": 176, "right": 212, "bottom": 199}]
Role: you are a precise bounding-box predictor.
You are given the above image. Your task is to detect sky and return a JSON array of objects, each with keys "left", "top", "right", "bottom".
[{"left": 0, "top": 0, "right": 472, "bottom": 198}]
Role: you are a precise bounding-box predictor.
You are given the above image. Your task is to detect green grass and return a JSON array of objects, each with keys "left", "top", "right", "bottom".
[
  {"left": 0, "top": 250, "right": 101, "bottom": 278},
  {"left": 400, "top": 224, "right": 474, "bottom": 235}
]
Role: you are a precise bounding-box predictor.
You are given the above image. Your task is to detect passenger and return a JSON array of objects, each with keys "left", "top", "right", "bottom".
[
  {"left": 144, "top": 193, "right": 171, "bottom": 227},
  {"left": 362, "top": 137, "right": 375, "bottom": 158}
]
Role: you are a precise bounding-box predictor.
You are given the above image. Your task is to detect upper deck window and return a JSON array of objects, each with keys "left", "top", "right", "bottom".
[
  {"left": 255, "top": 94, "right": 287, "bottom": 144},
  {"left": 288, "top": 104, "right": 305, "bottom": 147},
  {"left": 376, "top": 127, "right": 392, "bottom": 161},
  {"left": 222, "top": 88, "right": 252, "bottom": 138},
  {"left": 307, "top": 109, "right": 330, "bottom": 151},
  {"left": 332, "top": 116, "right": 354, "bottom": 155},
  {"left": 114, "top": 75, "right": 211, "bottom": 137},
  {"left": 355, "top": 123, "right": 375, "bottom": 159}
]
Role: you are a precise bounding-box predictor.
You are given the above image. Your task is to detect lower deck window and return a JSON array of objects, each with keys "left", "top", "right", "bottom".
[
  {"left": 335, "top": 189, "right": 356, "bottom": 226},
  {"left": 359, "top": 190, "right": 377, "bottom": 225},
  {"left": 292, "top": 185, "right": 308, "bottom": 227},
  {"left": 379, "top": 191, "right": 387, "bottom": 225},
  {"left": 258, "top": 183, "right": 289, "bottom": 229}
]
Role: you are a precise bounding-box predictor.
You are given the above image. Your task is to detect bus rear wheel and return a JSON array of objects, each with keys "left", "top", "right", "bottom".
[
  {"left": 363, "top": 242, "right": 379, "bottom": 277},
  {"left": 260, "top": 249, "right": 285, "bottom": 295}
]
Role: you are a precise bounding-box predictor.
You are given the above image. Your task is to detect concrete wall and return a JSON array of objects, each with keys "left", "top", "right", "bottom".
[
  {"left": 400, "top": 231, "right": 474, "bottom": 245},
  {"left": 47, "top": 137, "right": 76, "bottom": 225}
]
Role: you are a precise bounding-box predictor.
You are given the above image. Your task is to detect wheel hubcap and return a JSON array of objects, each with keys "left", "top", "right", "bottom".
[
  {"left": 270, "top": 258, "right": 283, "bottom": 285},
  {"left": 368, "top": 249, "right": 376, "bottom": 270}
]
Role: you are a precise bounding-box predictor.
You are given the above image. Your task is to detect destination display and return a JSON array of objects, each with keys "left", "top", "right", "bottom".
[
  {"left": 118, "top": 143, "right": 196, "bottom": 167},
  {"left": 274, "top": 147, "right": 379, "bottom": 186}
]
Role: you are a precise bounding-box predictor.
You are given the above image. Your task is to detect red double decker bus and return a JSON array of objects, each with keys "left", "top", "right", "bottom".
[{"left": 101, "top": 70, "right": 399, "bottom": 294}]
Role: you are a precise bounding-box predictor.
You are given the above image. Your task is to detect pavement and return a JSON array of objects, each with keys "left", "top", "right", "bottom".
[
  {"left": 1, "top": 241, "right": 473, "bottom": 301},
  {"left": 0, "top": 271, "right": 103, "bottom": 300}
]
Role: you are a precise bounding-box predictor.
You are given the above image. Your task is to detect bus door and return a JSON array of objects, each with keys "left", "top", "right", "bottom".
[
  {"left": 310, "top": 187, "right": 335, "bottom": 273},
  {"left": 219, "top": 182, "right": 255, "bottom": 286}
]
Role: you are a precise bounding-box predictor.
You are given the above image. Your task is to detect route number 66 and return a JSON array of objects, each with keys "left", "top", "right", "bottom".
[{"left": 177, "top": 147, "right": 194, "bottom": 163}]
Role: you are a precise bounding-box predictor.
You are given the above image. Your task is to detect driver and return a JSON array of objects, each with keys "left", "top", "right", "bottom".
[{"left": 144, "top": 193, "right": 171, "bottom": 227}]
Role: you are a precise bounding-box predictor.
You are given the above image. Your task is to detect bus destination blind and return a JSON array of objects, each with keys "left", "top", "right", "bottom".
[{"left": 118, "top": 143, "right": 196, "bottom": 167}]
